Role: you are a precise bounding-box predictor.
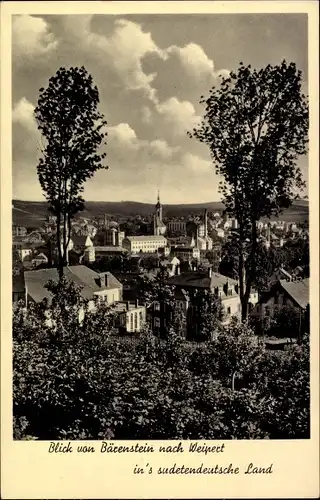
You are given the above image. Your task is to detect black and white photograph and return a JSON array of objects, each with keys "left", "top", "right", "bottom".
[{"left": 11, "top": 10, "right": 311, "bottom": 443}]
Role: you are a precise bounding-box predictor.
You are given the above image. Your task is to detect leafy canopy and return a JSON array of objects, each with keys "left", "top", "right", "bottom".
[{"left": 190, "top": 61, "right": 308, "bottom": 223}]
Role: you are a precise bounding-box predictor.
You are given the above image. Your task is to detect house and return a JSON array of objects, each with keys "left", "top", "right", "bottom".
[
  {"left": 167, "top": 269, "right": 258, "bottom": 320},
  {"left": 113, "top": 300, "right": 147, "bottom": 334},
  {"left": 94, "top": 226, "right": 125, "bottom": 247},
  {"left": 167, "top": 269, "right": 242, "bottom": 318},
  {"left": 171, "top": 246, "right": 200, "bottom": 262},
  {"left": 12, "top": 225, "right": 27, "bottom": 237},
  {"left": 31, "top": 252, "right": 48, "bottom": 268},
  {"left": 151, "top": 269, "right": 256, "bottom": 339},
  {"left": 71, "top": 234, "right": 93, "bottom": 252},
  {"left": 251, "top": 278, "right": 309, "bottom": 320},
  {"left": 24, "top": 266, "right": 123, "bottom": 308},
  {"left": 151, "top": 270, "right": 241, "bottom": 339},
  {"left": 122, "top": 235, "right": 168, "bottom": 254},
  {"left": 94, "top": 246, "right": 127, "bottom": 259},
  {"left": 16, "top": 244, "right": 33, "bottom": 262},
  {"left": 160, "top": 256, "right": 180, "bottom": 276},
  {"left": 113, "top": 272, "right": 144, "bottom": 301},
  {"left": 25, "top": 230, "right": 44, "bottom": 245}
]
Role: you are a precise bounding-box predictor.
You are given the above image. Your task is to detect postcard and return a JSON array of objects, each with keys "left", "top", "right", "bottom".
[{"left": 1, "top": 1, "right": 319, "bottom": 499}]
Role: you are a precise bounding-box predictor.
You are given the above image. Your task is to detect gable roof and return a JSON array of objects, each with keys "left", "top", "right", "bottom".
[
  {"left": 279, "top": 279, "right": 309, "bottom": 309},
  {"left": 167, "top": 271, "right": 237, "bottom": 290},
  {"left": 24, "top": 265, "right": 122, "bottom": 303}
]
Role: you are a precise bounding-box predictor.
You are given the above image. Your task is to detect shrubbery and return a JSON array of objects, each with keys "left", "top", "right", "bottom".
[{"left": 13, "top": 279, "right": 310, "bottom": 440}]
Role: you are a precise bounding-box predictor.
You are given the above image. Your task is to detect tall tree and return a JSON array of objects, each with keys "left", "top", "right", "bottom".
[
  {"left": 190, "top": 61, "right": 308, "bottom": 320},
  {"left": 35, "top": 66, "right": 108, "bottom": 278}
]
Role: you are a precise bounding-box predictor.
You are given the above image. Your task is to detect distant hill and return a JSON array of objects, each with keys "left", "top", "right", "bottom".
[{"left": 12, "top": 198, "right": 309, "bottom": 226}]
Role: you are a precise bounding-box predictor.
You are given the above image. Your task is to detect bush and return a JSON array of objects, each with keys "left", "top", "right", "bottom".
[{"left": 13, "top": 278, "right": 310, "bottom": 440}]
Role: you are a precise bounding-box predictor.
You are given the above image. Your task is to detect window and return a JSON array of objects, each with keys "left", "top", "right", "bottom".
[
  {"left": 130, "top": 314, "right": 133, "bottom": 330},
  {"left": 154, "top": 302, "right": 160, "bottom": 311},
  {"left": 154, "top": 317, "right": 160, "bottom": 328},
  {"left": 139, "top": 311, "right": 143, "bottom": 323},
  {"left": 134, "top": 313, "right": 138, "bottom": 330},
  {"left": 227, "top": 306, "right": 231, "bottom": 315},
  {"left": 228, "top": 288, "right": 233, "bottom": 296}
]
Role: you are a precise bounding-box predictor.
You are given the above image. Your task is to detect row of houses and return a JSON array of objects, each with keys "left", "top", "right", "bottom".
[{"left": 13, "top": 262, "right": 309, "bottom": 342}]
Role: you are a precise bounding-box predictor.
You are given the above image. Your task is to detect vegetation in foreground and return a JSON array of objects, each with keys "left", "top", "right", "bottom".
[{"left": 13, "top": 278, "right": 309, "bottom": 441}]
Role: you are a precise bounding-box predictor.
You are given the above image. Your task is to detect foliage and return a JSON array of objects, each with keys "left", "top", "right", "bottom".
[
  {"left": 35, "top": 66, "right": 108, "bottom": 278},
  {"left": 13, "top": 278, "right": 309, "bottom": 440},
  {"left": 189, "top": 289, "right": 223, "bottom": 341},
  {"left": 220, "top": 231, "right": 309, "bottom": 294},
  {"left": 12, "top": 248, "right": 24, "bottom": 276},
  {"left": 190, "top": 61, "right": 308, "bottom": 319}
]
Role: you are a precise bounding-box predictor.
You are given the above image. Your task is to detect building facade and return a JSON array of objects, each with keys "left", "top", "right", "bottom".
[{"left": 122, "top": 235, "right": 168, "bottom": 253}]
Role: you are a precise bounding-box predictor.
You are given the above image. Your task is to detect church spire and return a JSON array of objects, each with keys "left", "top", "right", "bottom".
[{"left": 157, "top": 189, "right": 160, "bottom": 205}]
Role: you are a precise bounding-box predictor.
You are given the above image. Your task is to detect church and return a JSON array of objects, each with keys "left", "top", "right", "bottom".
[{"left": 153, "top": 192, "right": 167, "bottom": 236}]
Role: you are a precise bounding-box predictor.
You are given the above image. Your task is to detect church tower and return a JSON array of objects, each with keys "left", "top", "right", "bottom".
[
  {"left": 155, "top": 190, "right": 162, "bottom": 221},
  {"left": 153, "top": 190, "right": 166, "bottom": 236}
]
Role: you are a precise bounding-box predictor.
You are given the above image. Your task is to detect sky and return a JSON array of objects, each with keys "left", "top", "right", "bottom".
[{"left": 12, "top": 13, "right": 308, "bottom": 204}]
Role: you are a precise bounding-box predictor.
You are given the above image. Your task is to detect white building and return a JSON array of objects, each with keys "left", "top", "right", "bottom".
[
  {"left": 122, "top": 235, "right": 168, "bottom": 254},
  {"left": 114, "top": 300, "right": 147, "bottom": 333}
]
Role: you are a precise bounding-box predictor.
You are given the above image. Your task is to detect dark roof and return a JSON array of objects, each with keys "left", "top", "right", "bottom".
[
  {"left": 94, "top": 246, "right": 126, "bottom": 252},
  {"left": 280, "top": 279, "right": 309, "bottom": 309},
  {"left": 167, "top": 271, "right": 237, "bottom": 289},
  {"left": 24, "top": 265, "right": 122, "bottom": 303}
]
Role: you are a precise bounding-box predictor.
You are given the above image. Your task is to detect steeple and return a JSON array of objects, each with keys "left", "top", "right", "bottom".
[{"left": 155, "top": 190, "right": 162, "bottom": 221}]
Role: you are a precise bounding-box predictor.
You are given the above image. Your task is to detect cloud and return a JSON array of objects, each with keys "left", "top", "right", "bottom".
[
  {"left": 12, "top": 97, "right": 38, "bottom": 134},
  {"left": 181, "top": 152, "right": 213, "bottom": 173},
  {"left": 154, "top": 97, "right": 201, "bottom": 137},
  {"left": 107, "top": 122, "right": 180, "bottom": 163},
  {"left": 108, "top": 122, "right": 139, "bottom": 147},
  {"left": 166, "top": 43, "right": 214, "bottom": 79},
  {"left": 12, "top": 15, "right": 58, "bottom": 59},
  {"left": 68, "top": 17, "right": 165, "bottom": 100}
]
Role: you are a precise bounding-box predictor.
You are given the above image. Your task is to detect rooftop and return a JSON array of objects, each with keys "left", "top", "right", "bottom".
[
  {"left": 125, "top": 235, "right": 167, "bottom": 242},
  {"left": 167, "top": 271, "right": 238, "bottom": 290},
  {"left": 280, "top": 278, "right": 309, "bottom": 309},
  {"left": 112, "top": 301, "right": 145, "bottom": 313},
  {"left": 95, "top": 246, "right": 126, "bottom": 252},
  {"left": 24, "top": 265, "right": 122, "bottom": 303}
]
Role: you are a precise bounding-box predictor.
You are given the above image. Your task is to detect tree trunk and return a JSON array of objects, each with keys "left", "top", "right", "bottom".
[
  {"left": 242, "top": 219, "right": 258, "bottom": 322},
  {"left": 56, "top": 212, "right": 63, "bottom": 280}
]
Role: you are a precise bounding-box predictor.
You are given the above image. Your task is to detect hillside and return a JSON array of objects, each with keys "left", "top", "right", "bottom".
[{"left": 12, "top": 199, "right": 309, "bottom": 227}]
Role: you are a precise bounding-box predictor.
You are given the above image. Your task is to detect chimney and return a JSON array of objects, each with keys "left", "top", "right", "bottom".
[
  {"left": 135, "top": 299, "right": 139, "bottom": 308},
  {"left": 99, "top": 273, "right": 107, "bottom": 288},
  {"left": 208, "top": 267, "right": 212, "bottom": 278},
  {"left": 204, "top": 209, "right": 208, "bottom": 238},
  {"left": 126, "top": 301, "right": 130, "bottom": 311}
]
